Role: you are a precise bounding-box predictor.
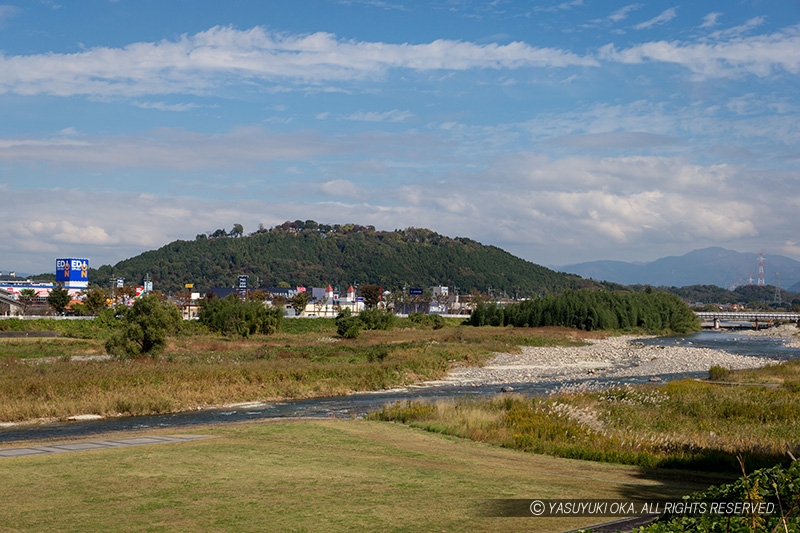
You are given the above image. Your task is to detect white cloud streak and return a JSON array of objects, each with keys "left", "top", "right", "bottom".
[
  {"left": 709, "top": 16, "right": 765, "bottom": 40},
  {"left": 0, "top": 26, "right": 597, "bottom": 97},
  {"left": 634, "top": 7, "right": 678, "bottom": 30},
  {"left": 599, "top": 24, "right": 800, "bottom": 78},
  {"left": 700, "top": 12, "right": 722, "bottom": 29},
  {"left": 345, "top": 109, "right": 413, "bottom": 122},
  {"left": 0, "top": 127, "right": 342, "bottom": 170},
  {"left": 609, "top": 4, "right": 642, "bottom": 23},
  {"left": 131, "top": 101, "right": 202, "bottom": 112},
  {"left": 0, "top": 5, "right": 21, "bottom": 27}
]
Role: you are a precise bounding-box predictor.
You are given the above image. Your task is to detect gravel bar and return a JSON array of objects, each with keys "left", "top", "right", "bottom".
[{"left": 426, "top": 332, "right": 795, "bottom": 387}]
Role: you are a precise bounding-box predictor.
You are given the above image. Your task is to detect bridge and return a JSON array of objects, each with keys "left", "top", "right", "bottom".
[{"left": 695, "top": 311, "right": 800, "bottom": 329}]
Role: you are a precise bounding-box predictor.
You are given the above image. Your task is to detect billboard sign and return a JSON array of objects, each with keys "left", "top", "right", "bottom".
[
  {"left": 55, "top": 258, "right": 89, "bottom": 289},
  {"left": 237, "top": 275, "right": 248, "bottom": 299},
  {"left": 409, "top": 288, "right": 423, "bottom": 295}
]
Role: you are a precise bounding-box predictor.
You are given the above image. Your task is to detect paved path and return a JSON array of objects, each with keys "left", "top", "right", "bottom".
[{"left": 0, "top": 434, "right": 211, "bottom": 459}]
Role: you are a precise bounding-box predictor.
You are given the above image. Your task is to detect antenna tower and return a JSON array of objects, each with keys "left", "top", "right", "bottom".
[{"left": 756, "top": 252, "right": 766, "bottom": 286}]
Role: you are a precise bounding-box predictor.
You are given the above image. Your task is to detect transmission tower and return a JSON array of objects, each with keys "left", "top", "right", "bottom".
[
  {"left": 774, "top": 272, "right": 782, "bottom": 305},
  {"left": 756, "top": 252, "right": 766, "bottom": 286}
]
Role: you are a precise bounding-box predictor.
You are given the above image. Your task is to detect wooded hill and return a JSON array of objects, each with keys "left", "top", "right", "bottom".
[
  {"left": 658, "top": 284, "right": 800, "bottom": 308},
  {"left": 89, "top": 223, "right": 600, "bottom": 296}
]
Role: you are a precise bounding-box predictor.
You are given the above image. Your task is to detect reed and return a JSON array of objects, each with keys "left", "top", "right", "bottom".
[{"left": 371, "top": 372, "right": 800, "bottom": 473}]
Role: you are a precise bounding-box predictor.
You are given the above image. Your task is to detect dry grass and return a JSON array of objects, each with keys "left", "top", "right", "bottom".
[
  {"left": 0, "top": 324, "right": 586, "bottom": 423},
  {"left": 0, "top": 337, "right": 104, "bottom": 359},
  {"left": 372, "top": 372, "right": 800, "bottom": 472}
]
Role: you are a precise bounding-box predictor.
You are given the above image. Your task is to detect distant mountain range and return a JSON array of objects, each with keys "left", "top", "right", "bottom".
[
  {"left": 558, "top": 247, "right": 800, "bottom": 292},
  {"left": 0, "top": 270, "right": 32, "bottom": 279}
]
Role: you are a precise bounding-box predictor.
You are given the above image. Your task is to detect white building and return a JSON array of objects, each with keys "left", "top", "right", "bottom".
[{"left": 301, "top": 284, "right": 364, "bottom": 317}]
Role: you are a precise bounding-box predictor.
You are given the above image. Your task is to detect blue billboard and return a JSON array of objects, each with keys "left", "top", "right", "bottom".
[{"left": 55, "top": 258, "right": 89, "bottom": 288}]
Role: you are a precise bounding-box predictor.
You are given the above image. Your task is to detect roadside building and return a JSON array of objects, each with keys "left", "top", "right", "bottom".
[{"left": 0, "top": 288, "right": 24, "bottom": 316}]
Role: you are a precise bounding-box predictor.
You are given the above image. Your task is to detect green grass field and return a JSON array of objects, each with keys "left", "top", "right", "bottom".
[{"left": 0, "top": 420, "right": 725, "bottom": 532}]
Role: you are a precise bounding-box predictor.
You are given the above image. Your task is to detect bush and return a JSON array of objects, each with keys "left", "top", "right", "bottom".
[
  {"left": 366, "top": 344, "right": 390, "bottom": 362},
  {"left": 357, "top": 308, "right": 395, "bottom": 331},
  {"left": 105, "top": 295, "right": 182, "bottom": 358},
  {"left": 408, "top": 312, "right": 445, "bottom": 329},
  {"left": 708, "top": 365, "right": 732, "bottom": 381},
  {"left": 641, "top": 460, "right": 800, "bottom": 532},
  {"left": 335, "top": 308, "right": 361, "bottom": 339},
  {"left": 784, "top": 379, "right": 800, "bottom": 393},
  {"left": 198, "top": 294, "right": 282, "bottom": 337}
]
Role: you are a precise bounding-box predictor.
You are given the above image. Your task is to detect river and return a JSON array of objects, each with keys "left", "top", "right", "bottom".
[{"left": 1, "top": 331, "right": 797, "bottom": 444}]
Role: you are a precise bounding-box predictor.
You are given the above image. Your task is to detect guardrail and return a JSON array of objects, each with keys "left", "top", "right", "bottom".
[
  {"left": 695, "top": 311, "right": 800, "bottom": 329},
  {"left": 695, "top": 312, "right": 800, "bottom": 321},
  {"left": 0, "top": 315, "right": 94, "bottom": 320}
]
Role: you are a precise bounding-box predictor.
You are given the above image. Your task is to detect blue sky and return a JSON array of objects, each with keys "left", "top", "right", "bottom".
[{"left": 1, "top": 0, "right": 799, "bottom": 276}]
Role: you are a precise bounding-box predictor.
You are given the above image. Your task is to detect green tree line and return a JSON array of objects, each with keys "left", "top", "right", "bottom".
[{"left": 469, "top": 289, "right": 700, "bottom": 335}]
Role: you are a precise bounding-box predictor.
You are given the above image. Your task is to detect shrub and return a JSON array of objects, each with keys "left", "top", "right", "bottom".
[
  {"left": 198, "top": 294, "right": 282, "bottom": 337},
  {"left": 408, "top": 312, "right": 445, "bottom": 329},
  {"left": 784, "top": 379, "right": 800, "bottom": 393},
  {"left": 357, "top": 308, "right": 395, "bottom": 330},
  {"left": 335, "top": 308, "right": 361, "bottom": 339},
  {"left": 105, "top": 295, "right": 182, "bottom": 358},
  {"left": 708, "top": 365, "right": 732, "bottom": 381},
  {"left": 641, "top": 460, "right": 800, "bottom": 532},
  {"left": 366, "top": 344, "right": 390, "bottom": 362}
]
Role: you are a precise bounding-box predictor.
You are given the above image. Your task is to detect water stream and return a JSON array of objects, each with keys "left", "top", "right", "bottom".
[{"left": 2, "top": 331, "right": 797, "bottom": 444}]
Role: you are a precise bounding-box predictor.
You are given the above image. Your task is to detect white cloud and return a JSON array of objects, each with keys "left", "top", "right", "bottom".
[
  {"left": 0, "top": 26, "right": 598, "bottom": 98},
  {"left": 609, "top": 4, "right": 642, "bottom": 23},
  {"left": 318, "top": 179, "right": 362, "bottom": 199},
  {"left": 345, "top": 109, "right": 413, "bottom": 122},
  {"left": 132, "top": 101, "right": 202, "bottom": 112},
  {"left": 709, "top": 16, "right": 765, "bottom": 40},
  {"left": 700, "top": 12, "right": 722, "bottom": 29},
  {"left": 634, "top": 7, "right": 678, "bottom": 30},
  {"left": 598, "top": 25, "right": 800, "bottom": 78},
  {"left": 0, "top": 146, "right": 788, "bottom": 272},
  {"left": 549, "top": 131, "right": 680, "bottom": 150},
  {"left": 0, "top": 126, "right": 341, "bottom": 170},
  {"left": 0, "top": 5, "right": 21, "bottom": 28}
]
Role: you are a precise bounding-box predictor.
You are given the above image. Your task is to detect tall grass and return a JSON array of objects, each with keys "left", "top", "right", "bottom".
[
  {"left": 371, "top": 377, "right": 800, "bottom": 473},
  {"left": 0, "top": 338, "right": 103, "bottom": 359},
  {"left": 0, "top": 317, "right": 107, "bottom": 338},
  {"left": 0, "top": 324, "right": 590, "bottom": 423}
]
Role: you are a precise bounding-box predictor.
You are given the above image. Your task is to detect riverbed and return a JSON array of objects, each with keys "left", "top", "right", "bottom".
[
  {"left": 1, "top": 327, "right": 798, "bottom": 444},
  {"left": 424, "top": 327, "right": 799, "bottom": 388}
]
